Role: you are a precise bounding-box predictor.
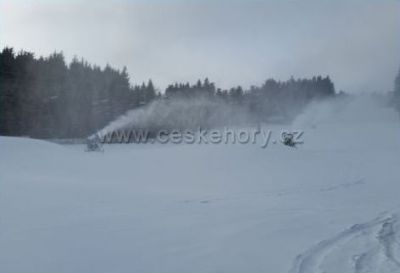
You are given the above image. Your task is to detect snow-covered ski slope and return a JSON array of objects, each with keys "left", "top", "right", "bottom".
[{"left": 1, "top": 96, "right": 400, "bottom": 273}]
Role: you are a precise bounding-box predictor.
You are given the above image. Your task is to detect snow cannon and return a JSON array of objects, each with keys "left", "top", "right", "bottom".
[
  {"left": 85, "top": 134, "right": 104, "bottom": 152},
  {"left": 281, "top": 132, "right": 297, "bottom": 147}
]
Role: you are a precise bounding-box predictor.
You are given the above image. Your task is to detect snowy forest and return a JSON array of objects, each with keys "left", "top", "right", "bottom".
[{"left": 0, "top": 47, "right": 342, "bottom": 139}]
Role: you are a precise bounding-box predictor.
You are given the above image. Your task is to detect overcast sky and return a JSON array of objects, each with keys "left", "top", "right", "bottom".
[{"left": 1, "top": 0, "right": 399, "bottom": 93}]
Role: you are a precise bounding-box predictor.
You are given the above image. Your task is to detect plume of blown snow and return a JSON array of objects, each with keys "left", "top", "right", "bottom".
[
  {"left": 94, "top": 96, "right": 255, "bottom": 138},
  {"left": 292, "top": 94, "right": 398, "bottom": 129}
]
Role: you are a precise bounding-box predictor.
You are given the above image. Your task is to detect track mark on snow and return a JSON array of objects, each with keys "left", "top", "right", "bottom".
[
  {"left": 353, "top": 247, "right": 380, "bottom": 273},
  {"left": 319, "top": 178, "right": 365, "bottom": 193},
  {"left": 378, "top": 216, "right": 400, "bottom": 268},
  {"left": 289, "top": 213, "right": 400, "bottom": 273}
]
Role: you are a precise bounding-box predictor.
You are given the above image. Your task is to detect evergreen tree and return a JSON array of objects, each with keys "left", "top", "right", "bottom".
[
  {"left": 394, "top": 67, "right": 400, "bottom": 111},
  {"left": 144, "top": 79, "right": 156, "bottom": 103},
  {"left": 395, "top": 67, "right": 400, "bottom": 94}
]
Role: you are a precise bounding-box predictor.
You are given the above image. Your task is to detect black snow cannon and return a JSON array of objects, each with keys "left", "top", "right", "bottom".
[
  {"left": 85, "top": 134, "right": 104, "bottom": 152},
  {"left": 281, "top": 132, "right": 297, "bottom": 147}
]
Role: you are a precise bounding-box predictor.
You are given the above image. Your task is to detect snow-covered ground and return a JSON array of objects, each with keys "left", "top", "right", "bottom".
[{"left": 1, "top": 97, "right": 400, "bottom": 273}]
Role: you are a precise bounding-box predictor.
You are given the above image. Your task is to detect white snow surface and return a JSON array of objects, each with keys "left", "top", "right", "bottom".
[{"left": 1, "top": 96, "right": 400, "bottom": 273}]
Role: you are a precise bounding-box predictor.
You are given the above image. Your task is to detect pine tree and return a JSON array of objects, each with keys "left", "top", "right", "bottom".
[
  {"left": 145, "top": 79, "right": 156, "bottom": 103},
  {"left": 394, "top": 67, "right": 400, "bottom": 111},
  {"left": 395, "top": 67, "right": 400, "bottom": 94}
]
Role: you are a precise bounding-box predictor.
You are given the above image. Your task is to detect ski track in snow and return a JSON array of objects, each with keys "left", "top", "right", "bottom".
[
  {"left": 289, "top": 213, "right": 400, "bottom": 273},
  {"left": 319, "top": 179, "right": 365, "bottom": 193}
]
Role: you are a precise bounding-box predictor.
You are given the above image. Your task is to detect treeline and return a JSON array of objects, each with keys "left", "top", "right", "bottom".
[
  {"left": 165, "top": 76, "right": 335, "bottom": 123},
  {"left": 0, "top": 47, "right": 336, "bottom": 139},
  {"left": 0, "top": 48, "right": 158, "bottom": 138}
]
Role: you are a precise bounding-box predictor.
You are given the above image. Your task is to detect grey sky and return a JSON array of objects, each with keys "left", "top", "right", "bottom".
[{"left": 1, "top": 0, "right": 399, "bottom": 93}]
